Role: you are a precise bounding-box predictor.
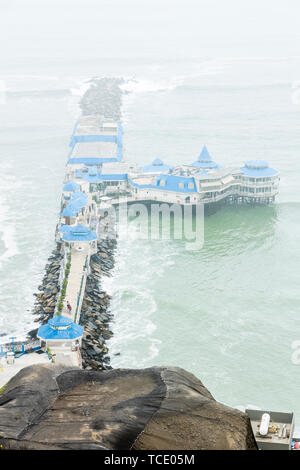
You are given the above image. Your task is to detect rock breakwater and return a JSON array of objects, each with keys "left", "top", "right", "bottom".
[
  {"left": 28, "top": 242, "right": 63, "bottom": 339},
  {"left": 80, "top": 77, "right": 125, "bottom": 120},
  {"left": 80, "top": 236, "right": 117, "bottom": 371},
  {"left": 27, "top": 77, "right": 125, "bottom": 362}
]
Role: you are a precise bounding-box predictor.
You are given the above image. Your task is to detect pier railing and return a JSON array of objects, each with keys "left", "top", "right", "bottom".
[
  {"left": 109, "top": 185, "right": 278, "bottom": 207},
  {"left": 74, "top": 255, "right": 89, "bottom": 324},
  {"left": 0, "top": 340, "right": 40, "bottom": 357}
]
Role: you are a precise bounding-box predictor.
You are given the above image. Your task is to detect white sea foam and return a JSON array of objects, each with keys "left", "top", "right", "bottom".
[
  {"left": 0, "top": 199, "right": 19, "bottom": 267},
  {"left": 3, "top": 74, "right": 59, "bottom": 81},
  {"left": 70, "top": 80, "right": 91, "bottom": 97},
  {"left": 121, "top": 78, "right": 181, "bottom": 95},
  {"left": 148, "top": 338, "right": 162, "bottom": 361}
]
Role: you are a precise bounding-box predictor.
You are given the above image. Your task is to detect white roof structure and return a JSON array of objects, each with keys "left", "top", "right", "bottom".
[
  {"left": 75, "top": 115, "right": 118, "bottom": 136},
  {"left": 72, "top": 142, "right": 117, "bottom": 159}
]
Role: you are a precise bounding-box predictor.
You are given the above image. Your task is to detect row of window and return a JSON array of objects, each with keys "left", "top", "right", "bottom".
[
  {"left": 235, "top": 175, "right": 277, "bottom": 183},
  {"left": 159, "top": 180, "right": 195, "bottom": 190},
  {"left": 239, "top": 186, "right": 274, "bottom": 193}
]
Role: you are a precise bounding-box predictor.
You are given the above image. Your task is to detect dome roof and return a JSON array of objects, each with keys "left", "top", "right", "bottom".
[
  {"left": 152, "top": 158, "right": 164, "bottom": 166},
  {"left": 244, "top": 160, "right": 268, "bottom": 169},
  {"left": 48, "top": 315, "right": 73, "bottom": 328},
  {"left": 59, "top": 224, "right": 72, "bottom": 232},
  {"left": 142, "top": 159, "right": 172, "bottom": 173},
  {"left": 241, "top": 160, "right": 279, "bottom": 177},
  {"left": 191, "top": 146, "right": 221, "bottom": 169},
  {"left": 62, "top": 224, "right": 98, "bottom": 242},
  {"left": 63, "top": 181, "right": 80, "bottom": 192},
  {"left": 61, "top": 202, "right": 79, "bottom": 217},
  {"left": 37, "top": 315, "right": 84, "bottom": 341}
]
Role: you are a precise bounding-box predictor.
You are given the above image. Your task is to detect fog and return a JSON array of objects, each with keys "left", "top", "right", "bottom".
[{"left": 0, "top": 0, "right": 300, "bottom": 62}]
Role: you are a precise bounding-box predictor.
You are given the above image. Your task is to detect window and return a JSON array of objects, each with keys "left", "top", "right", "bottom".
[
  {"left": 178, "top": 182, "right": 184, "bottom": 189},
  {"left": 188, "top": 182, "right": 194, "bottom": 190},
  {"left": 160, "top": 179, "right": 165, "bottom": 186}
]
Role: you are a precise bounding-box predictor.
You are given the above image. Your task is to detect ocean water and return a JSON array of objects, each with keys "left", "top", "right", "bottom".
[
  {"left": 1, "top": 0, "right": 300, "bottom": 432},
  {"left": 106, "top": 57, "right": 300, "bottom": 425}
]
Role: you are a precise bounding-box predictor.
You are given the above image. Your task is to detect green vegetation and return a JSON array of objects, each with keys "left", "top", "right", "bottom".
[
  {"left": 56, "top": 252, "right": 71, "bottom": 315},
  {"left": 47, "top": 346, "right": 55, "bottom": 363}
]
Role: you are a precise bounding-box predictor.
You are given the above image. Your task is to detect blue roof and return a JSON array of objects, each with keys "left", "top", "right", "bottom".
[
  {"left": 198, "top": 145, "right": 211, "bottom": 161},
  {"left": 63, "top": 181, "right": 80, "bottom": 192},
  {"left": 130, "top": 174, "right": 197, "bottom": 193},
  {"left": 68, "top": 157, "right": 121, "bottom": 165},
  {"left": 62, "top": 224, "right": 97, "bottom": 242},
  {"left": 191, "top": 146, "right": 221, "bottom": 169},
  {"left": 71, "top": 191, "right": 88, "bottom": 206},
  {"left": 61, "top": 202, "right": 80, "bottom": 217},
  {"left": 37, "top": 315, "right": 83, "bottom": 341},
  {"left": 88, "top": 167, "right": 98, "bottom": 176},
  {"left": 61, "top": 192, "right": 87, "bottom": 217},
  {"left": 142, "top": 158, "right": 172, "bottom": 173},
  {"left": 59, "top": 224, "right": 72, "bottom": 232},
  {"left": 98, "top": 174, "right": 128, "bottom": 181},
  {"left": 49, "top": 315, "right": 73, "bottom": 327},
  {"left": 241, "top": 161, "right": 279, "bottom": 177},
  {"left": 69, "top": 121, "right": 123, "bottom": 154},
  {"left": 83, "top": 173, "right": 103, "bottom": 183},
  {"left": 70, "top": 134, "right": 117, "bottom": 147},
  {"left": 82, "top": 172, "right": 128, "bottom": 183}
]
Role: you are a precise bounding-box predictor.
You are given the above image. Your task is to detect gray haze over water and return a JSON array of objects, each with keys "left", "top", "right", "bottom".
[{"left": 1, "top": 0, "right": 300, "bottom": 428}]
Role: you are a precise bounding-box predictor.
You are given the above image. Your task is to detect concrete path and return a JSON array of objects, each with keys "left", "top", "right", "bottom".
[{"left": 64, "top": 245, "right": 89, "bottom": 320}]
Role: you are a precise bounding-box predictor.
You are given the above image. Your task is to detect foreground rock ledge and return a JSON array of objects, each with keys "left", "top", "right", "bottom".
[{"left": 0, "top": 364, "right": 257, "bottom": 450}]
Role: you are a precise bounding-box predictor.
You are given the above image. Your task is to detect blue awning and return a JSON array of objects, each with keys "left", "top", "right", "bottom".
[
  {"left": 130, "top": 174, "right": 197, "bottom": 193},
  {"left": 37, "top": 315, "right": 84, "bottom": 341},
  {"left": 62, "top": 224, "right": 97, "bottom": 242}
]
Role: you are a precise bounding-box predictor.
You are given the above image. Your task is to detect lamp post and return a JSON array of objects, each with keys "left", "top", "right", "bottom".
[{"left": 9, "top": 336, "right": 16, "bottom": 353}]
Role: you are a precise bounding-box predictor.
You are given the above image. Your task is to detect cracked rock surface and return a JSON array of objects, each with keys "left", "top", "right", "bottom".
[{"left": 0, "top": 364, "right": 257, "bottom": 450}]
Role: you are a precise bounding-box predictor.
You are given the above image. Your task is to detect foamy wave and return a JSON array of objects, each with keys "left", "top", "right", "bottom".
[
  {"left": 222, "top": 56, "right": 300, "bottom": 63},
  {"left": 107, "top": 282, "right": 160, "bottom": 368},
  {"left": 70, "top": 81, "right": 91, "bottom": 97},
  {"left": 120, "top": 60, "right": 227, "bottom": 97},
  {"left": 0, "top": 201, "right": 19, "bottom": 267},
  {"left": 4, "top": 74, "right": 59, "bottom": 80},
  {"left": 121, "top": 78, "right": 182, "bottom": 95},
  {"left": 148, "top": 338, "right": 162, "bottom": 361},
  {"left": 6, "top": 89, "right": 71, "bottom": 99},
  {"left": 235, "top": 403, "right": 262, "bottom": 413}
]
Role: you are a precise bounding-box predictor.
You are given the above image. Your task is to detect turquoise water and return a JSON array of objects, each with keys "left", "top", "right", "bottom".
[
  {"left": 106, "top": 63, "right": 300, "bottom": 421},
  {"left": 1, "top": 0, "right": 300, "bottom": 430}
]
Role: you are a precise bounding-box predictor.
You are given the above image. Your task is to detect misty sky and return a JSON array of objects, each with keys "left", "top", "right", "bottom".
[{"left": 0, "top": 0, "right": 300, "bottom": 62}]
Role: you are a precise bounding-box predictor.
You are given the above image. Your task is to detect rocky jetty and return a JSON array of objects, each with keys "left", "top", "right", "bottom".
[
  {"left": 80, "top": 77, "right": 125, "bottom": 119},
  {"left": 0, "top": 364, "right": 257, "bottom": 450},
  {"left": 80, "top": 236, "right": 117, "bottom": 371},
  {"left": 27, "top": 242, "right": 63, "bottom": 339},
  {"left": 26, "top": 78, "right": 124, "bottom": 360}
]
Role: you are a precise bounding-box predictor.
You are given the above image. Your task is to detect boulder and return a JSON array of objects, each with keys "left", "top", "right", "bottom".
[{"left": 0, "top": 365, "right": 257, "bottom": 450}]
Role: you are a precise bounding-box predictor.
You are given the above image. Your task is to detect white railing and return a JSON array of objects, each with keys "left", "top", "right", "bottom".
[{"left": 74, "top": 255, "right": 90, "bottom": 324}]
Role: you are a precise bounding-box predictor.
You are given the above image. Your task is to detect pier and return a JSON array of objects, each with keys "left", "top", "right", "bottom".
[{"left": 0, "top": 110, "right": 280, "bottom": 385}]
